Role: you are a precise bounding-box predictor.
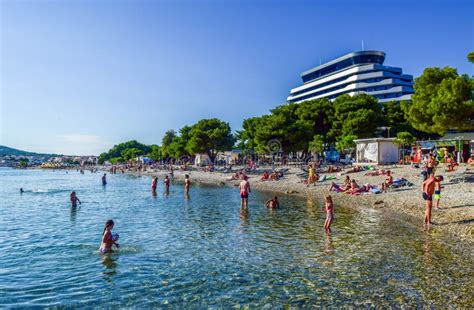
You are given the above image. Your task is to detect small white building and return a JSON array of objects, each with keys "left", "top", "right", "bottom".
[{"left": 354, "top": 138, "right": 399, "bottom": 165}]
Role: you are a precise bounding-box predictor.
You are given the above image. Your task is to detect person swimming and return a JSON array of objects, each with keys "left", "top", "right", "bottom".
[
  {"left": 264, "top": 196, "right": 279, "bottom": 208},
  {"left": 70, "top": 191, "right": 81, "bottom": 207},
  {"left": 99, "top": 219, "right": 119, "bottom": 254}
]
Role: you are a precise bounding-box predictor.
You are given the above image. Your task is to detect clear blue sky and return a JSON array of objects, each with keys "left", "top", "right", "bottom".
[{"left": 1, "top": 0, "right": 473, "bottom": 155}]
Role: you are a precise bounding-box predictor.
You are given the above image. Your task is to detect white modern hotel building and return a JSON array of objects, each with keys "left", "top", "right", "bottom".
[{"left": 287, "top": 51, "right": 414, "bottom": 103}]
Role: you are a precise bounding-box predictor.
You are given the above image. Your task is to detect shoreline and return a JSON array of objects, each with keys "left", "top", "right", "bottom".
[{"left": 121, "top": 165, "right": 474, "bottom": 245}]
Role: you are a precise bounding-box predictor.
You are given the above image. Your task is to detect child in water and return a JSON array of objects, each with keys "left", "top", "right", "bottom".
[
  {"left": 324, "top": 195, "right": 334, "bottom": 233},
  {"left": 184, "top": 174, "right": 190, "bottom": 195},
  {"left": 70, "top": 191, "right": 81, "bottom": 207},
  {"left": 99, "top": 219, "right": 119, "bottom": 254}
]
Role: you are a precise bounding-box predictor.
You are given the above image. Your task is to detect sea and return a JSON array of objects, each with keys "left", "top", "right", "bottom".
[{"left": 0, "top": 168, "right": 472, "bottom": 307}]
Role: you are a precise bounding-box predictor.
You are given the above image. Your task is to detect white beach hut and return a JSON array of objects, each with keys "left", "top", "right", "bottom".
[{"left": 354, "top": 138, "right": 399, "bottom": 165}]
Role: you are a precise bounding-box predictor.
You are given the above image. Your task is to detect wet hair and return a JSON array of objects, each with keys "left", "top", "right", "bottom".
[
  {"left": 103, "top": 219, "right": 114, "bottom": 234},
  {"left": 274, "top": 196, "right": 278, "bottom": 200},
  {"left": 185, "top": 174, "right": 189, "bottom": 178}
]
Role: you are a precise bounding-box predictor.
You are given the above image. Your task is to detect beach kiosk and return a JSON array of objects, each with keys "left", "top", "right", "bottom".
[{"left": 354, "top": 138, "right": 399, "bottom": 165}]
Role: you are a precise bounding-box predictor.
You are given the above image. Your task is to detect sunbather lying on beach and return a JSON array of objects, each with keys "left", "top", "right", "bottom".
[
  {"left": 365, "top": 169, "right": 387, "bottom": 176},
  {"left": 345, "top": 166, "right": 363, "bottom": 174},
  {"left": 327, "top": 165, "right": 341, "bottom": 173}
]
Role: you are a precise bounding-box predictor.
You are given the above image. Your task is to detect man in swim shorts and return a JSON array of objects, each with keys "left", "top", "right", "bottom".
[
  {"left": 239, "top": 176, "right": 251, "bottom": 208},
  {"left": 422, "top": 174, "right": 436, "bottom": 225}
]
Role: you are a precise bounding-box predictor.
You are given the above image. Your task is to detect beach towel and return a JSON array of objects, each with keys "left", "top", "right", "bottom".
[{"left": 371, "top": 188, "right": 382, "bottom": 194}]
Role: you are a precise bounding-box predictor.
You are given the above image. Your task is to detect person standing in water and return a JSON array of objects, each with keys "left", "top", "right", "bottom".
[
  {"left": 102, "top": 173, "right": 107, "bottom": 186},
  {"left": 20, "top": 188, "right": 24, "bottom": 194},
  {"left": 184, "top": 174, "right": 190, "bottom": 195},
  {"left": 164, "top": 175, "right": 170, "bottom": 193},
  {"left": 239, "top": 176, "right": 251, "bottom": 208},
  {"left": 151, "top": 176, "right": 158, "bottom": 193},
  {"left": 70, "top": 191, "right": 81, "bottom": 207},
  {"left": 99, "top": 219, "right": 119, "bottom": 254},
  {"left": 324, "top": 195, "right": 334, "bottom": 233},
  {"left": 422, "top": 174, "right": 436, "bottom": 225}
]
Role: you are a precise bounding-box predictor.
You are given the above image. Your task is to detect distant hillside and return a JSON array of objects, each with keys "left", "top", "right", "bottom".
[{"left": 0, "top": 145, "right": 58, "bottom": 157}]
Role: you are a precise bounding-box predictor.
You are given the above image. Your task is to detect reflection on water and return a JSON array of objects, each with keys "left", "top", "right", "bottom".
[
  {"left": 0, "top": 168, "right": 472, "bottom": 307},
  {"left": 101, "top": 255, "right": 118, "bottom": 280},
  {"left": 70, "top": 206, "right": 78, "bottom": 223}
]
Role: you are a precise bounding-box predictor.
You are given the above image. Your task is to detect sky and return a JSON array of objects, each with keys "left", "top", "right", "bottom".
[{"left": 1, "top": 0, "right": 473, "bottom": 155}]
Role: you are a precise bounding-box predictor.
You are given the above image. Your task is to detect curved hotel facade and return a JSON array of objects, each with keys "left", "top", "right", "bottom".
[{"left": 287, "top": 51, "right": 413, "bottom": 103}]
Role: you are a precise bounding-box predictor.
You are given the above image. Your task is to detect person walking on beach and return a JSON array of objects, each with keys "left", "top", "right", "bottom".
[
  {"left": 434, "top": 176, "right": 444, "bottom": 209},
  {"left": 422, "top": 174, "right": 436, "bottom": 225},
  {"left": 184, "top": 174, "right": 190, "bottom": 195},
  {"left": 324, "top": 195, "right": 334, "bottom": 233},
  {"left": 99, "top": 219, "right": 119, "bottom": 254},
  {"left": 239, "top": 176, "right": 251, "bottom": 208},
  {"left": 151, "top": 176, "right": 158, "bottom": 193},
  {"left": 426, "top": 154, "right": 435, "bottom": 176},
  {"left": 164, "top": 175, "right": 170, "bottom": 193},
  {"left": 102, "top": 173, "right": 107, "bottom": 186},
  {"left": 70, "top": 191, "right": 81, "bottom": 207}
]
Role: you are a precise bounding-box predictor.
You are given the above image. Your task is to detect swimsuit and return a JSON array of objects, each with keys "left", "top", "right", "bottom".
[
  {"left": 326, "top": 212, "right": 334, "bottom": 221},
  {"left": 422, "top": 192, "right": 433, "bottom": 201},
  {"left": 434, "top": 190, "right": 441, "bottom": 200},
  {"left": 240, "top": 191, "right": 248, "bottom": 199}
]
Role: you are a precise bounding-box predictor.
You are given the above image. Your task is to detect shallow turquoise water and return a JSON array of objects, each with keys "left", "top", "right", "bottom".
[{"left": 0, "top": 168, "right": 472, "bottom": 307}]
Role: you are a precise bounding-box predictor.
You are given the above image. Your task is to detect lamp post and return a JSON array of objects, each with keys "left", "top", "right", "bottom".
[{"left": 455, "top": 136, "right": 463, "bottom": 163}]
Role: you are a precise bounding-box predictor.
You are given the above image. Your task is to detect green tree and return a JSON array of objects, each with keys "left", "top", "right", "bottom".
[
  {"left": 468, "top": 51, "right": 474, "bottom": 64},
  {"left": 98, "top": 140, "right": 151, "bottom": 164},
  {"left": 148, "top": 145, "right": 162, "bottom": 161},
  {"left": 336, "top": 134, "right": 357, "bottom": 153},
  {"left": 308, "top": 134, "right": 325, "bottom": 157},
  {"left": 109, "top": 157, "right": 124, "bottom": 164},
  {"left": 402, "top": 67, "right": 474, "bottom": 135},
  {"left": 121, "top": 148, "right": 144, "bottom": 161},
  {"left": 296, "top": 98, "right": 335, "bottom": 144},
  {"left": 330, "top": 94, "right": 383, "bottom": 140},
  {"left": 394, "top": 131, "right": 415, "bottom": 164},
  {"left": 161, "top": 130, "right": 177, "bottom": 159},
  {"left": 186, "top": 118, "right": 234, "bottom": 161}
]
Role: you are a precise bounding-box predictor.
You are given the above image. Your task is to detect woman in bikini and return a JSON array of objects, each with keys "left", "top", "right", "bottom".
[{"left": 99, "top": 219, "right": 119, "bottom": 254}]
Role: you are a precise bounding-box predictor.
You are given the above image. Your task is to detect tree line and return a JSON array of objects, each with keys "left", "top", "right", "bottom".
[{"left": 98, "top": 60, "right": 474, "bottom": 164}]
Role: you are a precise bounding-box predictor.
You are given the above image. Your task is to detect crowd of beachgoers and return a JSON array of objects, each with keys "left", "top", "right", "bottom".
[
  {"left": 93, "top": 152, "right": 474, "bottom": 245},
  {"left": 21, "top": 152, "right": 473, "bottom": 254}
]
